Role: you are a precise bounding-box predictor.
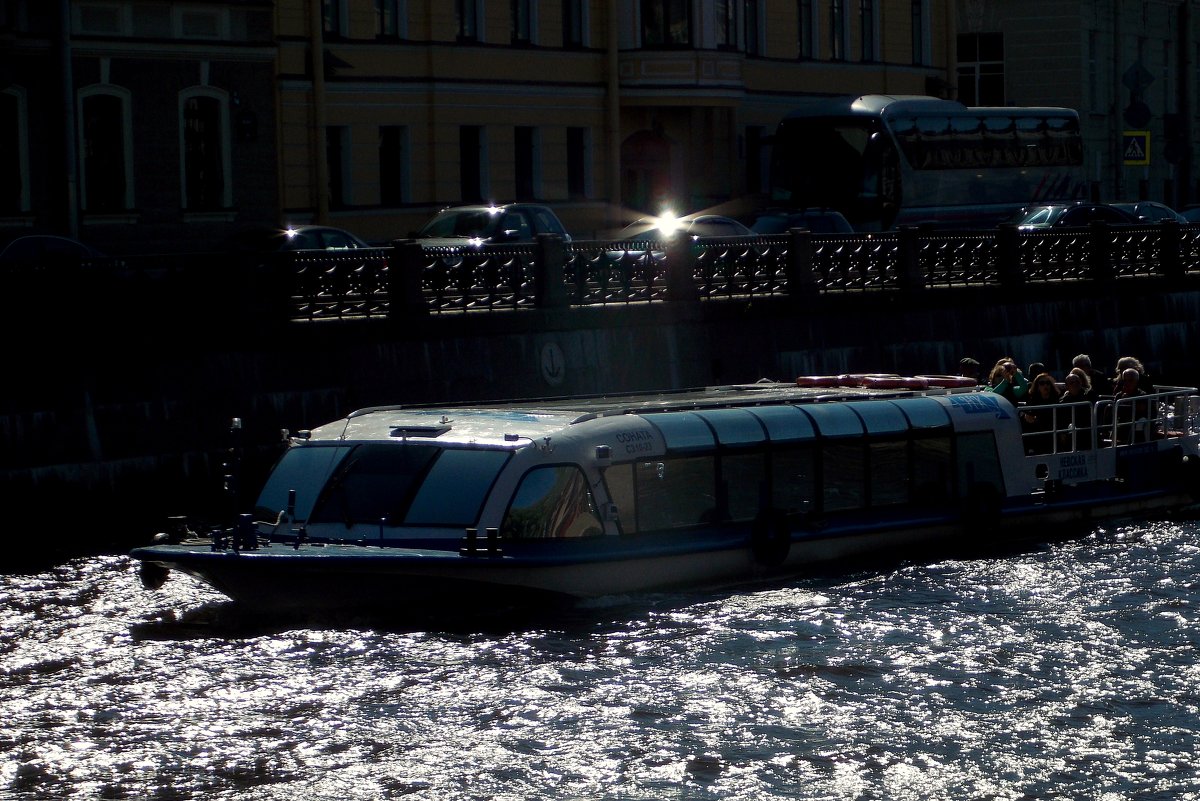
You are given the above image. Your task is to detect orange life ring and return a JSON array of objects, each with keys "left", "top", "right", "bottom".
[
  {"left": 795, "top": 375, "right": 841, "bottom": 387},
  {"left": 859, "top": 375, "right": 910, "bottom": 389},
  {"left": 917, "top": 374, "right": 977, "bottom": 389}
]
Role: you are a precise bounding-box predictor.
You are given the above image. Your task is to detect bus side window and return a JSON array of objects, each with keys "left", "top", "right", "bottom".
[{"left": 500, "top": 465, "right": 602, "bottom": 539}]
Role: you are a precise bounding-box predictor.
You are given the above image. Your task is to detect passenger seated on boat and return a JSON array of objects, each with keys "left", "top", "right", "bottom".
[
  {"left": 1058, "top": 369, "right": 1094, "bottom": 450},
  {"left": 1112, "top": 367, "right": 1154, "bottom": 445},
  {"left": 1112, "top": 356, "right": 1150, "bottom": 394},
  {"left": 987, "top": 358, "right": 1029, "bottom": 406},
  {"left": 1072, "top": 354, "right": 1106, "bottom": 403},
  {"left": 1020, "top": 373, "right": 1059, "bottom": 454},
  {"left": 958, "top": 357, "right": 981, "bottom": 385}
]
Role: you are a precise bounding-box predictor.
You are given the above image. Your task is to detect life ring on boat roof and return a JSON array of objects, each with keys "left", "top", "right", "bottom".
[
  {"left": 795, "top": 375, "right": 841, "bottom": 388},
  {"left": 751, "top": 510, "right": 791, "bottom": 567},
  {"left": 917, "top": 374, "right": 978, "bottom": 389},
  {"left": 859, "top": 375, "right": 929, "bottom": 390}
]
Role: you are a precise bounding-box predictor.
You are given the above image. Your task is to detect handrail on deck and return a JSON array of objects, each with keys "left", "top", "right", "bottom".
[{"left": 1018, "top": 386, "right": 1199, "bottom": 456}]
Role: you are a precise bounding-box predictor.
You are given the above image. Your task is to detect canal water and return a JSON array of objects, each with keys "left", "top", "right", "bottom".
[{"left": 3, "top": 519, "right": 1199, "bottom": 800}]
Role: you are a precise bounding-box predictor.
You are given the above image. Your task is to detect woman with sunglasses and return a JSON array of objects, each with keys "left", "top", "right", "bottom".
[{"left": 1020, "top": 372, "right": 1060, "bottom": 454}]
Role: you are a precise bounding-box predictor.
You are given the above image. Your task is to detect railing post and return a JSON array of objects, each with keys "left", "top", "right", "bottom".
[
  {"left": 996, "top": 223, "right": 1023, "bottom": 289},
  {"left": 897, "top": 225, "right": 924, "bottom": 292},
  {"left": 387, "top": 239, "right": 428, "bottom": 322},
  {"left": 1088, "top": 220, "right": 1113, "bottom": 283},
  {"left": 1159, "top": 219, "right": 1183, "bottom": 282},
  {"left": 785, "top": 227, "right": 818, "bottom": 298},
  {"left": 664, "top": 232, "right": 699, "bottom": 303},
  {"left": 534, "top": 233, "right": 569, "bottom": 308}
]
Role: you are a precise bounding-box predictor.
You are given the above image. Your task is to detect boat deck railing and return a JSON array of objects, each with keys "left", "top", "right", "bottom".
[{"left": 1018, "top": 385, "right": 1200, "bottom": 456}]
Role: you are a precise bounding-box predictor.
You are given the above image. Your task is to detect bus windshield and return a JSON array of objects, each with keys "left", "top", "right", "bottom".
[{"left": 769, "top": 95, "right": 1086, "bottom": 231}]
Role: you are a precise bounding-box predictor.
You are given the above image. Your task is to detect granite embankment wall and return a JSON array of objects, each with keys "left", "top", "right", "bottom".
[{"left": 4, "top": 277, "right": 1198, "bottom": 564}]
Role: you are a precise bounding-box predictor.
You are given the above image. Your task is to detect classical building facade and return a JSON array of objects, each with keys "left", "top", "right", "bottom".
[{"left": 3, "top": 0, "right": 954, "bottom": 251}]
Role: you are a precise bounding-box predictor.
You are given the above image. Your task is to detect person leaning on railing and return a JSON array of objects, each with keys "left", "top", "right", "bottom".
[
  {"left": 987, "top": 358, "right": 1029, "bottom": 406},
  {"left": 1112, "top": 367, "right": 1154, "bottom": 444},
  {"left": 1059, "top": 369, "right": 1094, "bottom": 450},
  {"left": 1020, "top": 373, "right": 1060, "bottom": 455}
]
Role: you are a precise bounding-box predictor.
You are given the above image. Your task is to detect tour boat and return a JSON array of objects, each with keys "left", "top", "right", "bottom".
[{"left": 130, "top": 377, "right": 1200, "bottom": 613}]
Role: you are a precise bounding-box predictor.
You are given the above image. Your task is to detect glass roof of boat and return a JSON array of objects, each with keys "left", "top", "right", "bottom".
[{"left": 648, "top": 397, "right": 952, "bottom": 453}]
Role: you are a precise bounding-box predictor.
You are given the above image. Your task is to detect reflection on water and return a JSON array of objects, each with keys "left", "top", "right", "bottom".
[{"left": 2, "top": 520, "right": 1199, "bottom": 799}]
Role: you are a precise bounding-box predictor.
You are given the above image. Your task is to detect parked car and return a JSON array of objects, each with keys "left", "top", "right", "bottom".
[
  {"left": 748, "top": 208, "right": 854, "bottom": 235},
  {"left": 1012, "top": 202, "right": 1138, "bottom": 230},
  {"left": 223, "top": 225, "right": 372, "bottom": 254},
  {"left": 1181, "top": 205, "right": 1200, "bottom": 223},
  {"left": 617, "top": 212, "right": 753, "bottom": 242},
  {"left": 0, "top": 235, "right": 110, "bottom": 269},
  {"left": 414, "top": 203, "right": 571, "bottom": 247},
  {"left": 1111, "top": 201, "right": 1188, "bottom": 223}
]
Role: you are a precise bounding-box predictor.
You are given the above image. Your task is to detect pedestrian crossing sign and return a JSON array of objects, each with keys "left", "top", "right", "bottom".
[{"left": 1123, "top": 131, "right": 1150, "bottom": 166}]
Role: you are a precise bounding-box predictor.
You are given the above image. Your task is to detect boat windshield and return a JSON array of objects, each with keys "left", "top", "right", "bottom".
[
  {"left": 255, "top": 445, "right": 354, "bottom": 523},
  {"left": 306, "top": 443, "right": 511, "bottom": 528}
]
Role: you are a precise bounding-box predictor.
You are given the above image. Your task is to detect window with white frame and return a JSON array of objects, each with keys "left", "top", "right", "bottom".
[
  {"left": 515, "top": 126, "right": 539, "bottom": 200},
  {"left": 911, "top": 0, "right": 929, "bottom": 65},
  {"left": 0, "top": 86, "right": 28, "bottom": 214},
  {"left": 859, "top": 0, "right": 876, "bottom": 61},
  {"left": 829, "top": 0, "right": 845, "bottom": 60},
  {"left": 797, "top": 0, "right": 814, "bottom": 59},
  {"left": 174, "top": 6, "right": 228, "bottom": 39},
  {"left": 956, "top": 32, "right": 1003, "bottom": 106},
  {"left": 460, "top": 125, "right": 486, "bottom": 202},
  {"left": 376, "top": 0, "right": 403, "bottom": 37},
  {"left": 562, "top": 0, "right": 585, "bottom": 47},
  {"left": 80, "top": 87, "right": 133, "bottom": 212},
  {"left": 457, "top": 0, "right": 481, "bottom": 41},
  {"left": 379, "top": 125, "right": 409, "bottom": 206},
  {"left": 744, "top": 0, "right": 760, "bottom": 55},
  {"left": 641, "top": 0, "right": 690, "bottom": 46},
  {"left": 511, "top": 0, "right": 534, "bottom": 44},
  {"left": 567, "top": 126, "right": 590, "bottom": 198},
  {"left": 322, "top": 0, "right": 345, "bottom": 37},
  {"left": 327, "top": 125, "right": 350, "bottom": 208},
  {"left": 180, "top": 88, "right": 231, "bottom": 211},
  {"left": 716, "top": 0, "right": 737, "bottom": 49}
]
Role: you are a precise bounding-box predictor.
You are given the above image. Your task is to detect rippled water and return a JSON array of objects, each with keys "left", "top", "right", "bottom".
[{"left": 3, "top": 520, "right": 1200, "bottom": 800}]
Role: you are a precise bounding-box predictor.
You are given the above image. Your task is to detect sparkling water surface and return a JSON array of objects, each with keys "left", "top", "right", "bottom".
[{"left": 3, "top": 520, "right": 1200, "bottom": 800}]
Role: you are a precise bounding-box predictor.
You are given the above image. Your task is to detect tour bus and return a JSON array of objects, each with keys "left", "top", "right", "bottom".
[{"left": 768, "top": 94, "right": 1087, "bottom": 231}]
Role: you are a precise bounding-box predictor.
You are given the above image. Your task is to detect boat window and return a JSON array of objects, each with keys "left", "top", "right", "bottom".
[
  {"left": 633, "top": 456, "right": 717, "bottom": 531},
  {"left": 695, "top": 408, "right": 766, "bottom": 447},
  {"left": 869, "top": 440, "right": 909, "bottom": 506},
  {"left": 603, "top": 463, "right": 638, "bottom": 533},
  {"left": 956, "top": 431, "right": 1005, "bottom": 498},
  {"left": 845, "top": 401, "right": 908, "bottom": 435},
  {"left": 823, "top": 442, "right": 866, "bottom": 511},
  {"left": 405, "top": 448, "right": 510, "bottom": 526},
  {"left": 500, "top": 465, "right": 602, "bottom": 539},
  {"left": 912, "top": 437, "right": 953, "bottom": 503},
  {"left": 723, "top": 452, "right": 768, "bottom": 521},
  {"left": 254, "top": 445, "right": 353, "bottom": 523},
  {"left": 771, "top": 447, "right": 817, "bottom": 515},
  {"left": 751, "top": 405, "right": 817, "bottom": 443},
  {"left": 802, "top": 404, "right": 865, "bottom": 438},
  {"left": 647, "top": 413, "right": 716, "bottom": 453},
  {"left": 894, "top": 398, "right": 952, "bottom": 430},
  {"left": 309, "top": 443, "right": 441, "bottom": 527}
]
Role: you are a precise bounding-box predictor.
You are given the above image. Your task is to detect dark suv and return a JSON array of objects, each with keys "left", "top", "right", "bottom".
[
  {"left": 1013, "top": 202, "right": 1137, "bottom": 229},
  {"left": 415, "top": 203, "right": 571, "bottom": 247}
]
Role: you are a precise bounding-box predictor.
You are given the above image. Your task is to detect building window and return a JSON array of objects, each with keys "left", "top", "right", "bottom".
[
  {"left": 456, "top": 0, "right": 479, "bottom": 41},
  {"left": 80, "top": 90, "right": 130, "bottom": 212},
  {"left": 797, "top": 0, "right": 813, "bottom": 59},
  {"left": 327, "top": 126, "right": 349, "bottom": 208},
  {"left": 511, "top": 0, "right": 532, "bottom": 44},
  {"left": 74, "top": 3, "right": 129, "bottom": 35},
  {"left": 376, "top": 0, "right": 401, "bottom": 37},
  {"left": 641, "top": 0, "right": 689, "bottom": 47},
  {"left": 956, "top": 32, "right": 1004, "bottom": 106},
  {"left": 859, "top": 0, "right": 875, "bottom": 61},
  {"left": 0, "top": 87, "right": 28, "bottom": 214},
  {"left": 745, "top": 125, "right": 764, "bottom": 194},
  {"left": 716, "top": 0, "right": 736, "bottom": 49},
  {"left": 379, "top": 125, "right": 408, "bottom": 206},
  {"left": 173, "top": 7, "right": 228, "bottom": 39},
  {"left": 460, "top": 125, "right": 485, "bottom": 202},
  {"left": 180, "top": 89, "right": 230, "bottom": 211},
  {"left": 567, "top": 126, "right": 589, "bottom": 198},
  {"left": 1088, "top": 30, "right": 1099, "bottom": 111},
  {"left": 911, "top": 0, "right": 926, "bottom": 65},
  {"left": 744, "top": 0, "right": 759, "bottom": 55},
  {"left": 322, "top": 0, "right": 343, "bottom": 37},
  {"left": 829, "top": 0, "right": 844, "bottom": 60},
  {"left": 515, "top": 126, "right": 538, "bottom": 200},
  {"left": 563, "top": 0, "right": 585, "bottom": 47}
]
